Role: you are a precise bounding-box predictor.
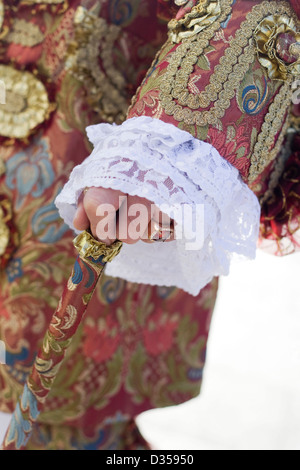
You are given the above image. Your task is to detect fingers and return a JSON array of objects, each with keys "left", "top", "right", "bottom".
[
  {"left": 72, "top": 187, "right": 175, "bottom": 245},
  {"left": 73, "top": 192, "right": 89, "bottom": 231},
  {"left": 117, "top": 195, "right": 152, "bottom": 244},
  {"left": 83, "top": 187, "right": 125, "bottom": 245}
]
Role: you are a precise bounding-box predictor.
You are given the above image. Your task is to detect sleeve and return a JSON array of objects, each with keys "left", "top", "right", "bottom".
[{"left": 55, "top": 0, "right": 300, "bottom": 296}]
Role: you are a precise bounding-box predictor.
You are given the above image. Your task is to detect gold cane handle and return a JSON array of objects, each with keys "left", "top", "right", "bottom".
[{"left": 73, "top": 230, "right": 123, "bottom": 263}]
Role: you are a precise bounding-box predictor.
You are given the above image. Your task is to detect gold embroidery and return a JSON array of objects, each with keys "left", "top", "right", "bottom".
[
  {"left": 5, "top": 19, "right": 44, "bottom": 47},
  {"left": 73, "top": 230, "right": 123, "bottom": 264},
  {"left": 160, "top": 1, "right": 297, "bottom": 129},
  {"left": 290, "top": 42, "right": 300, "bottom": 59},
  {"left": 254, "top": 14, "right": 300, "bottom": 80},
  {"left": 169, "top": 0, "right": 222, "bottom": 43},
  {"left": 66, "top": 6, "right": 128, "bottom": 124},
  {"left": 249, "top": 79, "right": 293, "bottom": 184},
  {"left": 159, "top": 1, "right": 299, "bottom": 182},
  {"left": 0, "top": 65, "right": 55, "bottom": 139}
]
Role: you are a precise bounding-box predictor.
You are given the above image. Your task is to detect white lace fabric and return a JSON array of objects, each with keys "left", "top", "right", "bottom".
[{"left": 55, "top": 117, "right": 261, "bottom": 296}]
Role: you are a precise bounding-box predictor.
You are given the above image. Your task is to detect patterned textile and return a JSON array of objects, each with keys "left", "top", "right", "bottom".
[
  {"left": 129, "top": 0, "right": 300, "bottom": 253},
  {"left": 130, "top": 0, "right": 299, "bottom": 187},
  {"left": 0, "top": 0, "right": 299, "bottom": 450},
  {"left": 0, "top": 0, "right": 218, "bottom": 450}
]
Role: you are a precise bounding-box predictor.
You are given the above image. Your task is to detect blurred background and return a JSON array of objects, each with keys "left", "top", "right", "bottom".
[
  {"left": 0, "top": 249, "right": 299, "bottom": 450},
  {"left": 137, "top": 250, "right": 300, "bottom": 450}
]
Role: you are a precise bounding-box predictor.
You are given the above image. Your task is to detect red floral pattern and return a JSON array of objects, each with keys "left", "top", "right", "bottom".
[
  {"left": 0, "top": 0, "right": 218, "bottom": 450},
  {"left": 0, "top": 0, "right": 299, "bottom": 450},
  {"left": 207, "top": 124, "right": 252, "bottom": 174},
  {"left": 83, "top": 318, "right": 121, "bottom": 364},
  {"left": 143, "top": 310, "right": 179, "bottom": 356}
]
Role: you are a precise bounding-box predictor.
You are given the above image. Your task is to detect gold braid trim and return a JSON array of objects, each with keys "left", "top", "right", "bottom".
[
  {"left": 160, "top": 1, "right": 297, "bottom": 128},
  {"left": 66, "top": 6, "right": 128, "bottom": 124},
  {"left": 169, "top": 0, "right": 222, "bottom": 43},
  {"left": 5, "top": 19, "right": 44, "bottom": 47},
  {"left": 159, "top": 1, "right": 298, "bottom": 183},
  {"left": 0, "top": 65, "right": 55, "bottom": 140},
  {"left": 254, "top": 15, "right": 300, "bottom": 81},
  {"left": 249, "top": 79, "right": 293, "bottom": 184}
]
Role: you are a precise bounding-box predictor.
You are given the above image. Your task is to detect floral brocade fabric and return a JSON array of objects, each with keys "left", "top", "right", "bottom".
[
  {"left": 128, "top": 0, "right": 300, "bottom": 254},
  {"left": 129, "top": 0, "right": 300, "bottom": 186},
  {"left": 0, "top": 0, "right": 219, "bottom": 450},
  {"left": 0, "top": 0, "right": 299, "bottom": 450}
]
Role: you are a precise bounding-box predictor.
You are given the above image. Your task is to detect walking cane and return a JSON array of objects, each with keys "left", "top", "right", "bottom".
[{"left": 1, "top": 230, "right": 123, "bottom": 450}]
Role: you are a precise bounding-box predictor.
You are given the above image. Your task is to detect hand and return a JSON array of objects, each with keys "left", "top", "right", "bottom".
[{"left": 73, "top": 187, "right": 174, "bottom": 246}]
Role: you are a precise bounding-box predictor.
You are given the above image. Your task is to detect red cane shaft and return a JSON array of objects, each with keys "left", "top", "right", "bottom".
[{"left": 1, "top": 233, "right": 122, "bottom": 450}]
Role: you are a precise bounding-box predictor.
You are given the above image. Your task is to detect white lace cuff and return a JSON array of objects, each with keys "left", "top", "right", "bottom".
[{"left": 55, "top": 117, "right": 261, "bottom": 296}]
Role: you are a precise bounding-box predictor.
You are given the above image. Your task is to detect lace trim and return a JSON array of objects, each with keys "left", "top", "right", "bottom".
[{"left": 55, "top": 117, "right": 260, "bottom": 296}]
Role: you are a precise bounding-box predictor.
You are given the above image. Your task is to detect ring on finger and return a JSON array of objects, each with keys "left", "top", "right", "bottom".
[{"left": 148, "top": 220, "right": 174, "bottom": 243}]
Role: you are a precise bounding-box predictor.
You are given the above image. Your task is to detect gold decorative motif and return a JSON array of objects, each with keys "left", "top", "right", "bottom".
[
  {"left": 5, "top": 19, "right": 44, "bottom": 47},
  {"left": 249, "top": 79, "right": 293, "bottom": 184},
  {"left": 161, "top": 0, "right": 242, "bottom": 127},
  {"left": 254, "top": 15, "right": 300, "bottom": 81},
  {"left": 159, "top": 1, "right": 298, "bottom": 182},
  {"left": 290, "top": 42, "right": 300, "bottom": 59},
  {"left": 169, "top": 0, "right": 222, "bottom": 43},
  {"left": 160, "top": 1, "right": 297, "bottom": 128},
  {"left": 66, "top": 6, "right": 128, "bottom": 124},
  {"left": 0, "top": 65, "right": 54, "bottom": 139},
  {"left": 73, "top": 231, "right": 123, "bottom": 264}
]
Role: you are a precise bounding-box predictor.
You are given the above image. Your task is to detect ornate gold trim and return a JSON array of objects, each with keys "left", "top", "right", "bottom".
[
  {"left": 249, "top": 78, "right": 293, "bottom": 184},
  {"left": 66, "top": 6, "right": 128, "bottom": 124},
  {"left": 5, "top": 19, "right": 44, "bottom": 47},
  {"left": 159, "top": 1, "right": 299, "bottom": 183},
  {"left": 160, "top": 1, "right": 297, "bottom": 128},
  {"left": 169, "top": 0, "right": 221, "bottom": 43},
  {"left": 254, "top": 14, "right": 300, "bottom": 80},
  {"left": 0, "top": 65, "right": 54, "bottom": 139},
  {"left": 73, "top": 231, "right": 123, "bottom": 264}
]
